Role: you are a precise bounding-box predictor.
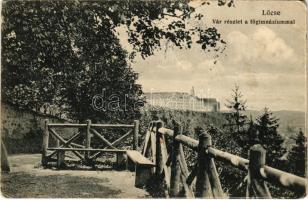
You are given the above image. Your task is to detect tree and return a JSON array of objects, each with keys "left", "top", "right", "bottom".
[
  {"left": 2, "top": 0, "right": 231, "bottom": 122},
  {"left": 288, "top": 129, "right": 306, "bottom": 177},
  {"left": 255, "top": 107, "right": 286, "bottom": 168},
  {"left": 224, "top": 84, "right": 248, "bottom": 135},
  {"left": 238, "top": 115, "right": 259, "bottom": 157}
]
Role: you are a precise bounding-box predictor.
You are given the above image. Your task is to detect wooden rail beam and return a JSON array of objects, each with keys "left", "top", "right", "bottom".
[
  {"left": 92, "top": 124, "right": 134, "bottom": 128},
  {"left": 47, "top": 148, "right": 127, "bottom": 152},
  {"left": 207, "top": 147, "right": 248, "bottom": 171},
  {"left": 262, "top": 166, "right": 307, "bottom": 193},
  {"left": 47, "top": 131, "right": 82, "bottom": 158},
  {"left": 90, "top": 130, "right": 133, "bottom": 160},
  {"left": 71, "top": 142, "right": 85, "bottom": 148},
  {"left": 91, "top": 129, "right": 117, "bottom": 150},
  {"left": 49, "top": 128, "right": 83, "bottom": 160},
  {"left": 48, "top": 123, "right": 134, "bottom": 128},
  {"left": 111, "top": 130, "right": 133, "bottom": 148}
]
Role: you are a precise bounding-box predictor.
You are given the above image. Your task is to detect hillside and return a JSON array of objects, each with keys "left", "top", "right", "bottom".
[
  {"left": 244, "top": 110, "right": 305, "bottom": 150},
  {"left": 141, "top": 106, "right": 305, "bottom": 150}
]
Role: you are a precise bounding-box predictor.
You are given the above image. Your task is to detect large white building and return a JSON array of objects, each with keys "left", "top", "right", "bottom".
[{"left": 145, "top": 89, "right": 220, "bottom": 112}]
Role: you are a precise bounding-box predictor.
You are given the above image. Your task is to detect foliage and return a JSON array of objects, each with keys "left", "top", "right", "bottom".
[
  {"left": 3, "top": 128, "right": 43, "bottom": 154},
  {"left": 288, "top": 129, "right": 306, "bottom": 177},
  {"left": 224, "top": 84, "right": 248, "bottom": 137},
  {"left": 2, "top": 0, "right": 229, "bottom": 122},
  {"left": 238, "top": 118, "right": 258, "bottom": 158},
  {"left": 254, "top": 107, "right": 286, "bottom": 168}
]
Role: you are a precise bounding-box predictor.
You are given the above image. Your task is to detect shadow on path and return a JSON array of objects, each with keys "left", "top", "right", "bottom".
[{"left": 1, "top": 172, "right": 121, "bottom": 198}]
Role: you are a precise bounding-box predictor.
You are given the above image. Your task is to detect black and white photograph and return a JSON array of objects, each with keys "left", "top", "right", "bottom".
[{"left": 0, "top": 0, "right": 307, "bottom": 198}]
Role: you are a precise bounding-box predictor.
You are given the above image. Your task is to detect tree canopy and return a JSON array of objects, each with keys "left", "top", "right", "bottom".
[{"left": 2, "top": 0, "right": 231, "bottom": 122}]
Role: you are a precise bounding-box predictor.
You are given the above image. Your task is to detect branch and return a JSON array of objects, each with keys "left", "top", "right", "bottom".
[
  {"left": 162, "top": 9, "right": 193, "bottom": 19},
  {"left": 162, "top": 12, "right": 182, "bottom": 18}
]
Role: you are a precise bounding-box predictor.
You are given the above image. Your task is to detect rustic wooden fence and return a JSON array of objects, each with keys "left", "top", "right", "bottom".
[
  {"left": 40, "top": 118, "right": 306, "bottom": 198},
  {"left": 41, "top": 119, "right": 139, "bottom": 167},
  {"left": 142, "top": 120, "right": 307, "bottom": 198}
]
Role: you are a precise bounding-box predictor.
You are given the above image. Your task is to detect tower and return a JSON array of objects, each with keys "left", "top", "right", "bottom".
[{"left": 190, "top": 86, "right": 195, "bottom": 97}]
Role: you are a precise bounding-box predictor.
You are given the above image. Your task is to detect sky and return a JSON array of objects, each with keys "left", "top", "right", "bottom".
[{"left": 121, "top": 1, "right": 307, "bottom": 111}]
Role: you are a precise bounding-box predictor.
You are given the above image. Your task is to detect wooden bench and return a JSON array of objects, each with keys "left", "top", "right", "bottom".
[{"left": 126, "top": 150, "right": 155, "bottom": 188}]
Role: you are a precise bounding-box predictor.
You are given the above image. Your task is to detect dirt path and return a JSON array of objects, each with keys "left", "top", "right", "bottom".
[{"left": 1, "top": 154, "right": 151, "bottom": 198}]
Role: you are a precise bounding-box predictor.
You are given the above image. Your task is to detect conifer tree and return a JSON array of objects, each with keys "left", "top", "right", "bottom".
[
  {"left": 224, "top": 84, "right": 247, "bottom": 135},
  {"left": 255, "top": 107, "right": 286, "bottom": 168},
  {"left": 288, "top": 129, "right": 306, "bottom": 177},
  {"left": 240, "top": 115, "right": 259, "bottom": 157}
]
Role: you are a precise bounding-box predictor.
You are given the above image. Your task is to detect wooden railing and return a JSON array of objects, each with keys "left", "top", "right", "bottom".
[
  {"left": 41, "top": 119, "right": 139, "bottom": 167},
  {"left": 143, "top": 120, "right": 307, "bottom": 198}
]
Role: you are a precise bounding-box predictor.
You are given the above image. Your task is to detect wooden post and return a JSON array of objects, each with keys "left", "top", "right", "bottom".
[
  {"left": 143, "top": 122, "right": 155, "bottom": 159},
  {"left": 142, "top": 130, "right": 151, "bottom": 156},
  {"left": 195, "top": 127, "right": 213, "bottom": 198},
  {"left": 56, "top": 145, "right": 65, "bottom": 168},
  {"left": 1, "top": 139, "right": 10, "bottom": 173},
  {"left": 247, "top": 144, "right": 272, "bottom": 198},
  {"left": 42, "top": 119, "right": 49, "bottom": 166},
  {"left": 155, "top": 121, "right": 164, "bottom": 175},
  {"left": 161, "top": 134, "right": 171, "bottom": 190},
  {"left": 85, "top": 120, "right": 91, "bottom": 162},
  {"left": 205, "top": 134, "right": 225, "bottom": 198},
  {"left": 133, "top": 120, "right": 139, "bottom": 150},
  {"left": 170, "top": 121, "right": 181, "bottom": 197},
  {"left": 150, "top": 129, "right": 157, "bottom": 168},
  {"left": 54, "top": 128, "right": 63, "bottom": 168},
  {"left": 57, "top": 150, "right": 65, "bottom": 168}
]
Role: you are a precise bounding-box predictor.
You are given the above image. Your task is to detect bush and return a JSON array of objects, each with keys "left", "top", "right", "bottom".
[{"left": 3, "top": 128, "right": 43, "bottom": 154}]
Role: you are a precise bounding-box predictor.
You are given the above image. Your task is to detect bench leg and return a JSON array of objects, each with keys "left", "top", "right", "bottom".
[
  {"left": 127, "top": 157, "right": 135, "bottom": 171},
  {"left": 135, "top": 165, "right": 152, "bottom": 188}
]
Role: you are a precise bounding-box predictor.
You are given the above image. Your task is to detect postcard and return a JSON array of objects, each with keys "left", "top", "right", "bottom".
[{"left": 1, "top": 0, "right": 306, "bottom": 198}]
